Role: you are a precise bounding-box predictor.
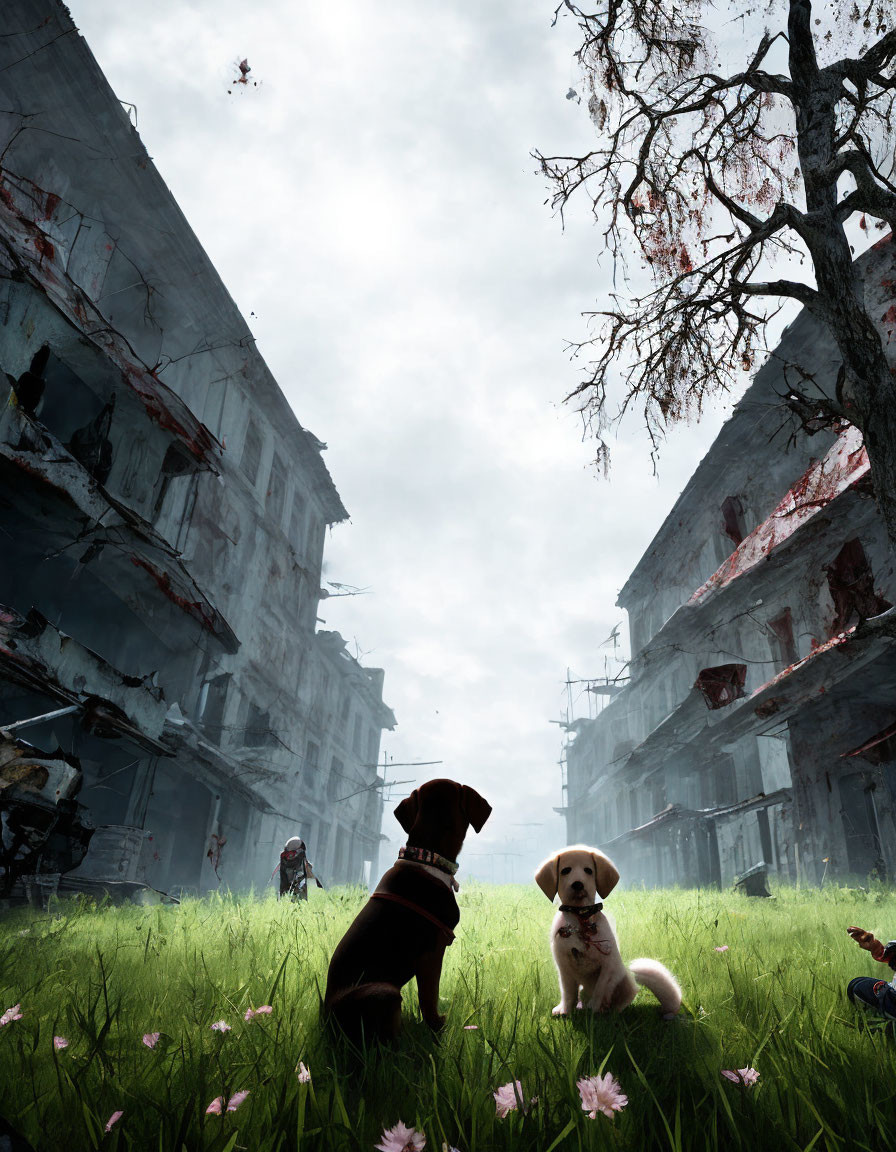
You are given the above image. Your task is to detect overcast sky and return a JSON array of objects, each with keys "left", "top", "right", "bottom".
[{"left": 68, "top": 0, "right": 753, "bottom": 883}]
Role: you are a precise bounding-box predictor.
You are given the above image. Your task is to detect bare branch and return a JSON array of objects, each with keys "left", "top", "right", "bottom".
[
  {"left": 830, "top": 148, "right": 896, "bottom": 223},
  {"left": 828, "top": 27, "right": 896, "bottom": 86},
  {"left": 730, "top": 278, "right": 820, "bottom": 307}
]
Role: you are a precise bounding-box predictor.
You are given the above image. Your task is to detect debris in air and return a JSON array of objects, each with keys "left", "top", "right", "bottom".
[{"left": 228, "top": 58, "right": 259, "bottom": 93}]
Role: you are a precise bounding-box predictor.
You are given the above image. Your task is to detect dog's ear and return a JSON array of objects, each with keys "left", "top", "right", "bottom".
[
  {"left": 394, "top": 789, "right": 419, "bottom": 833},
  {"left": 460, "top": 785, "right": 492, "bottom": 833},
  {"left": 534, "top": 852, "right": 560, "bottom": 900},
  {"left": 592, "top": 850, "right": 619, "bottom": 899}
]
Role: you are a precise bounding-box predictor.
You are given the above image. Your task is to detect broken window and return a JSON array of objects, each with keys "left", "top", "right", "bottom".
[
  {"left": 767, "top": 608, "right": 799, "bottom": 669},
  {"left": 720, "top": 495, "right": 746, "bottom": 547},
  {"left": 23, "top": 348, "right": 108, "bottom": 450},
  {"left": 240, "top": 417, "right": 263, "bottom": 485},
  {"left": 267, "top": 452, "right": 287, "bottom": 528},
  {"left": 826, "top": 537, "right": 892, "bottom": 633},
  {"left": 243, "top": 702, "right": 275, "bottom": 748},
  {"left": 694, "top": 664, "right": 747, "bottom": 710},
  {"left": 198, "top": 672, "right": 230, "bottom": 740}
]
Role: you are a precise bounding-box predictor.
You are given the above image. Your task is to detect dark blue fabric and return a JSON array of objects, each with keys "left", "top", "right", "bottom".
[{"left": 847, "top": 975, "right": 896, "bottom": 1021}]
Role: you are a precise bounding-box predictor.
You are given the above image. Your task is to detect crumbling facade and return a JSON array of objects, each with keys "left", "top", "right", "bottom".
[
  {"left": 0, "top": 0, "right": 394, "bottom": 898},
  {"left": 564, "top": 239, "right": 896, "bottom": 888}
]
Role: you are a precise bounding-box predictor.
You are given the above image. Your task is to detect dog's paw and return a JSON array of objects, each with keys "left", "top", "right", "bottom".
[
  {"left": 424, "top": 1012, "right": 446, "bottom": 1031},
  {"left": 551, "top": 1004, "right": 570, "bottom": 1016},
  {"left": 585, "top": 998, "right": 609, "bottom": 1014}
]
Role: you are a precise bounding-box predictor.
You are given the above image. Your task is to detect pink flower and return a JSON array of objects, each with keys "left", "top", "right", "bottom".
[
  {"left": 53, "top": 1036, "right": 69, "bottom": 1050},
  {"left": 374, "top": 1120, "right": 426, "bottom": 1151},
  {"left": 463, "top": 1024, "right": 478, "bottom": 1030},
  {"left": 0, "top": 1004, "right": 22, "bottom": 1027},
  {"left": 104, "top": 1111, "right": 123, "bottom": 1133},
  {"left": 244, "top": 1005, "right": 273, "bottom": 1021},
  {"left": 142, "top": 1032, "right": 160, "bottom": 1049},
  {"left": 296, "top": 1061, "right": 311, "bottom": 1084},
  {"left": 714, "top": 945, "right": 729, "bottom": 953},
  {"left": 721, "top": 1067, "right": 760, "bottom": 1087},
  {"left": 493, "top": 1080, "right": 535, "bottom": 1118},
  {"left": 211, "top": 1020, "right": 231, "bottom": 1032},
  {"left": 206, "top": 1090, "right": 249, "bottom": 1115},
  {"left": 577, "top": 1072, "right": 628, "bottom": 1119}
]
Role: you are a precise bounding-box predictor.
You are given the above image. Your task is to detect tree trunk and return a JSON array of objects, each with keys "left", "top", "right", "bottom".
[
  {"left": 854, "top": 363, "right": 896, "bottom": 554},
  {"left": 788, "top": 0, "right": 896, "bottom": 559}
]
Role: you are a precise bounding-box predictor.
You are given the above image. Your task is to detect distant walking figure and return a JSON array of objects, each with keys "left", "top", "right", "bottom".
[
  {"left": 846, "top": 925, "right": 896, "bottom": 1022},
  {"left": 278, "top": 837, "right": 319, "bottom": 902}
]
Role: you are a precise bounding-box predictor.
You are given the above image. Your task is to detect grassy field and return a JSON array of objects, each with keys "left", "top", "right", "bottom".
[{"left": 1, "top": 881, "right": 896, "bottom": 1151}]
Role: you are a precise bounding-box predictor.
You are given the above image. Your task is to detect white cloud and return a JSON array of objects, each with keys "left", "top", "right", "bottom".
[{"left": 70, "top": 0, "right": 741, "bottom": 880}]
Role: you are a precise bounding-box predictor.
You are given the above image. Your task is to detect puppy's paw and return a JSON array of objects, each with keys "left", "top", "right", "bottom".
[
  {"left": 424, "top": 1012, "right": 446, "bottom": 1032},
  {"left": 551, "top": 1003, "right": 570, "bottom": 1016}
]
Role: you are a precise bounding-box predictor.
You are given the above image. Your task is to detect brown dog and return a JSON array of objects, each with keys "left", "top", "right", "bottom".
[{"left": 323, "top": 778, "right": 491, "bottom": 1045}]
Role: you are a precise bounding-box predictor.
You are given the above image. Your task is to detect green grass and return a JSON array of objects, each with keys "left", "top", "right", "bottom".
[{"left": 2, "top": 881, "right": 896, "bottom": 1151}]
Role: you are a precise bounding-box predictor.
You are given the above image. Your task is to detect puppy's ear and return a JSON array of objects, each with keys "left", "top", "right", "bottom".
[
  {"left": 394, "top": 789, "right": 419, "bottom": 833},
  {"left": 592, "top": 850, "right": 619, "bottom": 899},
  {"left": 461, "top": 785, "right": 492, "bottom": 833},
  {"left": 534, "top": 853, "right": 560, "bottom": 900}
]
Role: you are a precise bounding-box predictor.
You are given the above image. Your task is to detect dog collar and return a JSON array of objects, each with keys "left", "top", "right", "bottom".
[
  {"left": 398, "top": 845, "right": 459, "bottom": 876},
  {"left": 559, "top": 902, "right": 603, "bottom": 918}
]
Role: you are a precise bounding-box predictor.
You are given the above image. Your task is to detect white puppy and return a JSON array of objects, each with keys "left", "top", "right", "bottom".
[{"left": 535, "top": 845, "right": 681, "bottom": 1019}]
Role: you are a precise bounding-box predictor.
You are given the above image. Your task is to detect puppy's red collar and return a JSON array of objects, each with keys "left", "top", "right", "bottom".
[{"left": 398, "top": 845, "right": 459, "bottom": 876}]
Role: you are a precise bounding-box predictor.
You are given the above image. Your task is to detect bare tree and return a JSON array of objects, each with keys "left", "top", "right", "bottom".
[{"left": 538, "top": 0, "right": 896, "bottom": 545}]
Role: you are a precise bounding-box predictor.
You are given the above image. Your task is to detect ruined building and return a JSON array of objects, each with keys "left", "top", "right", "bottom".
[
  {"left": 0, "top": 0, "right": 394, "bottom": 899},
  {"left": 564, "top": 239, "right": 896, "bottom": 888}
]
